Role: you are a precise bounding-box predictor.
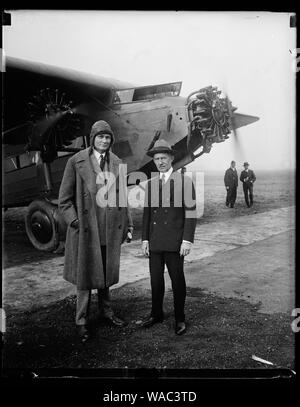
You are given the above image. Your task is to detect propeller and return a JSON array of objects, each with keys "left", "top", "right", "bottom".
[
  {"left": 223, "top": 90, "right": 246, "bottom": 162},
  {"left": 224, "top": 93, "right": 242, "bottom": 157},
  {"left": 225, "top": 95, "right": 237, "bottom": 136},
  {"left": 220, "top": 77, "right": 259, "bottom": 160},
  {"left": 71, "top": 102, "right": 93, "bottom": 116},
  {"left": 23, "top": 88, "right": 94, "bottom": 157},
  {"left": 226, "top": 97, "right": 259, "bottom": 163},
  {"left": 3, "top": 98, "right": 95, "bottom": 146},
  {"left": 33, "top": 110, "right": 67, "bottom": 135},
  {"left": 32, "top": 100, "right": 93, "bottom": 136}
]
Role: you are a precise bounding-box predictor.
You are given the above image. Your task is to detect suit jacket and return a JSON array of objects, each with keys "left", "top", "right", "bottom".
[
  {"left": 142, "top": 171, "right": 197, "bottom": 252},
  {"left": 224, "top": 167, "right": 238, "bottom": 188},
  {"left": 240, "top": 169, "right": 256, "bottom": 186}
]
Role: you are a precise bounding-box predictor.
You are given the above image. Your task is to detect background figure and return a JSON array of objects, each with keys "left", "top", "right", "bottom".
[
  {"left": 240, "top": 162, "right": 256, "bottom": 207},
  {"left": 59, "top": 120, "right": 133, "bottom": 341},
  {"left": 224, "top": 160, "right": 238, "bottom": 208}
]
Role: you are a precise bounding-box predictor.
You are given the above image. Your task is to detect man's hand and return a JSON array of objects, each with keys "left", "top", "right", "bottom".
[
  {"left": 180, "top": 241, "right": 191, "bottom": 257},
  {"left": 126, "top": 227, "right": 134, "bottom": 243},
  {"left": 70, "top": 219, "right": 79, "bottom": 230},
  {"left": 226, "top": 186, "right": 229, "bottom": 190},
  {"left": 142, "top": 241, "right": 149, "bottom": 257}
]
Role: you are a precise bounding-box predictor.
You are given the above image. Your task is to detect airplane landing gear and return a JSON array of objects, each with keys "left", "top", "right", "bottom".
[{"left": 25, "top": 199, "right": 65, "bottom": 252}]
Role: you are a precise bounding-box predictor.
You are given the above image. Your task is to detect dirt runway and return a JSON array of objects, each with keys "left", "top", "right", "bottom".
[{"left": 2, "top": 170, "right": 295, "bottom": 370}]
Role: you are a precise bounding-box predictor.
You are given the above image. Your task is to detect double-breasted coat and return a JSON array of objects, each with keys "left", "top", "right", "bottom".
[
  {"left": 58, "top": 148, "right": 133, "bottom": 290},
  {"left": 142, "top": 171, "right": 197, "bottom": 252}
]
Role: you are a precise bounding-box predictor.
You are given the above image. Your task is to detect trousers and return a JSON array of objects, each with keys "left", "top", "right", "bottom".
[
  {"left": 226, "top": 186, "right": 237, "bottom": 207},
  {"left": 149, "top": 251, "right": 186, "bottom": 322},
  {"left": 75, "top": 245, "right": 114, "bottom": 326},
  {"left": 243, "top": 183, "right": 254, "bottom": 207}
]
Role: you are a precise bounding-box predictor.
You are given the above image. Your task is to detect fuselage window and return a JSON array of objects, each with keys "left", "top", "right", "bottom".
[
  {"left": 112, "top": 82, "right": 182, "bottom": 105},
  {"left": 4, "top": 152, "right": 36, "bottom": 172},
  {"left": 19, "top": 152, "right": 36, "bottom": 168},
  {"left": 4, "top": 157, "right": 18, "bottom": 172}
]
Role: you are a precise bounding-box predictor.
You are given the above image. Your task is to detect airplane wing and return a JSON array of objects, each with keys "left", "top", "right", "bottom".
[{"left": 3, "top": 56, "right": 135, "bottom": 145}]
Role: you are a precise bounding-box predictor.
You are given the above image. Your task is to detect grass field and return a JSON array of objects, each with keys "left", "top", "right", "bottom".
[{"left": 130, "top": 169, "right": 295, "bottom": 238}]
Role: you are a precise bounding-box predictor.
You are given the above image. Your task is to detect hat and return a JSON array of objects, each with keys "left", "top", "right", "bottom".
[
  {"left": 146, "top": 139, "right": 175, "bottom": 157},
  {"left": 90, "top": 120, "right": 114, "bottom": 146},
  {"left": 243, "top": 162, "right": 249, "bottom": 166}
]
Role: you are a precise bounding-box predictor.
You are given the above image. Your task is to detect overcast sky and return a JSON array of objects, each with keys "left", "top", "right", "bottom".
[{"left": 3, "top": 10, "right": 296, "bottom": 171}]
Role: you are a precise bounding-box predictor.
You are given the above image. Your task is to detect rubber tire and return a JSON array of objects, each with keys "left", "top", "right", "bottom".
[{"left": 25, "top": 199, "right": 60, "bottom": 252}]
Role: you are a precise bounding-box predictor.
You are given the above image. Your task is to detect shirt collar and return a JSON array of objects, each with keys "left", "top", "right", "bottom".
[
  {"left": 93, "top": 148, "right": 107, "bottom": 162},
  {"left": 160, "top": 166, "right": 173, "bottom": 182}
]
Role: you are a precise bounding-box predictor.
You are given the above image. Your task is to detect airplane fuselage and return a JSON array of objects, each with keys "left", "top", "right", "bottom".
[{"left": 2, "top": 57, "right": 259, "bottom": 251}]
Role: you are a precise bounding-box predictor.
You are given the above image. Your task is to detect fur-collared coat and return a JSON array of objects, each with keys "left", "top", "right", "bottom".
[{"left": 58, "top": 148, "right": 133, "bottom": 290}]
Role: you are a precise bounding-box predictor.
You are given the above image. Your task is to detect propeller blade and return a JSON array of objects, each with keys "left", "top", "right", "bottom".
[
  {"left": 223, "top": 94, "right": 238, "bottom": 140},
  {"left": 71, "top": 102, "right": 91, "bottom": 116},
  {"left": 34, "top": 111, "right": 65, "bottom": 134},
  {"left": 3, "top": 122, "right": 32, "bottom": 145},
  {"left": 220, "top": 84, "right": 259, "bottom": 162},
  {"left": 223, "top": 93, "right": 245, "bottom": 159},
  {"left": 33, "top": 100, "right": 92, "bottom": 137},
  {"left": 3, "top": 114, "right": 64, "bottom": 145}
]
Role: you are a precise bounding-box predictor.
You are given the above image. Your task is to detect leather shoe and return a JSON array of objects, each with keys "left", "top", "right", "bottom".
[
  {"left": 104, "top": 315, "right": 127, "bottom": 327},
  {"left": 175, "top": 321, "right": 186, "bottom": 335},
  {"left": 77, "top": 325, "right": 90, "bottom": 342},
  {"left": 141, "top": 315, "right": 164, "bottom": 328}
]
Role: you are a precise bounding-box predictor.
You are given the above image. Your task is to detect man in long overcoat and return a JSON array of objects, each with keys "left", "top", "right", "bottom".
[
  {"left": 240, "top": 161, "right": 256, "bottom": 207},
  {"left": 141, "top": 139, "right": 197, "bottom": 335},
  {"left": 59, "top": 120, "right": 133, "bottom": 341},
  {"left": 224, "top": 160, "right": 238, "bottom": 208}
]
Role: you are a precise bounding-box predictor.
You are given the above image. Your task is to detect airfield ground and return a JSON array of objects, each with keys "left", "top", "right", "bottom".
[{"left": 2, "top": 170, "right": 295, "bottom": 371}]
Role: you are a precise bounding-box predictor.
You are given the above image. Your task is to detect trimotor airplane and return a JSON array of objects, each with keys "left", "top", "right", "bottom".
[{"left": 2, "top": 56, "right": 259, "bottom": 252}]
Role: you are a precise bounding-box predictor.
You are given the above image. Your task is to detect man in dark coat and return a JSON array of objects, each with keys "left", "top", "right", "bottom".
[
  {"left": 141, "top": 139, "right": 197, "bottom": 335},
  {"left": 240, "top": 162, "right": 256, "bottom": 207},
  {"left": 224, "top": 160, "right": 238, "bottom": 208},
  {"left": 58, "top": 120, "right": 133, "bottom": 341}
]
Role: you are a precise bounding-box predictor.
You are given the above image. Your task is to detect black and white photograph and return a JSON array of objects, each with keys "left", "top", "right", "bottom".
[{"left": 2, "top": 10, "right": 296, "bottom": 387}]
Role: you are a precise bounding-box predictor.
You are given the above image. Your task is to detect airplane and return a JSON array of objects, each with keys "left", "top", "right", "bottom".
[{"left": 2, "top": 56, "right": 259, "bottom": 252}]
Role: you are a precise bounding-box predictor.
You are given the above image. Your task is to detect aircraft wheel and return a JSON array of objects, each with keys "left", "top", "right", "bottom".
[{"left": 25, "top": 199, "right": 60, "bottom": 252}]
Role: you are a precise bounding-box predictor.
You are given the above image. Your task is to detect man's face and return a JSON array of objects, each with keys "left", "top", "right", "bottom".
[
  {"left": 231, "top": 161, "right": 236, "bottom": 169},
  {"left": 94, "top": 133, "right": 111, "bottom": 152},
  {"left": 244, "top": 164, "right": 249, "bottom": 170},
  {"left": 153, "top": 153, "right": 173, "bottom": 173}
]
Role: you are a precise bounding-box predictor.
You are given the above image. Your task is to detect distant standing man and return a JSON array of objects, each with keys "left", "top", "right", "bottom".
[
  {"left": 224, "top": 160, "right": 238, "bottom": 208},
  {"left": 240, "top": 162, "right": 256, "bottom": 207},
  {"left": 141, "top": 139, "right": 197, "bottom": 335},
  {"left": 59, "top": 120, "right": 133, "bottom": 341}
]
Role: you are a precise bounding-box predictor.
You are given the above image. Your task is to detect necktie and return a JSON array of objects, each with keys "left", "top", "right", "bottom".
[
  {"left": 161, "top": 173, "right": 166, "bottom": 184},
  {"left": 99, "top": 154, "right": 105, "bottom": 171}
]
